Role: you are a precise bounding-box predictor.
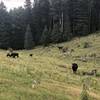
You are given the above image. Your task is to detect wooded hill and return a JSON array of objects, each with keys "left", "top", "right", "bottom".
[{"left": 0, "top": 0, "right": 100, "bottom": 49}]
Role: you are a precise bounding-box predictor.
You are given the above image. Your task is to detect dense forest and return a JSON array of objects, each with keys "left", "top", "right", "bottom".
[{"left": 0, "top": 0, "right": 100, "bottom": 49}]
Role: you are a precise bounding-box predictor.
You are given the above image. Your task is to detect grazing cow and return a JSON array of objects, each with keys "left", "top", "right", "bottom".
[
  {"left": 29, "top": 54, "right": 33, "bottom": 57},
  {"left": 72, "top": 63, "right": 78, "bottom": 73},
  {"left": 11, "top": 53, "right": 19, "bottom": 58},
  {"left": 7, "top": 52, "right": 19, "bottom": 58}
]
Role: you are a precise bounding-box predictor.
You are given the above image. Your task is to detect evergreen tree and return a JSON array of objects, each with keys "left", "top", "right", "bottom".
[
  {"left": 24, "top": 24, "right": 34, "bottom": 49},
  {"left": 0, "top": 1, "right": 6, "bottom": 10},
  {"left": 24, "top": 0, "right": 32, "bottom": 24},
  {"left": 90, "top": 0, "right": 100, "bottom": 32},
  {"left": 40, "top": 25, "right": 50, "bottom": 46},
  {"left": 0, "top": 0, "right": 99, "bottom": 49},
  {"left": 9, "top": 7, "right": 26, "bottom": 49},
  {"left": 70, "top": 0, "right": 90, "bottom": 36},
  {"left": 50, "top": 23, "right": 62, "bottom": 43},
  {"left": 32, "top": 0, "right": 50, "bottom": 44},
  {"left": 62, "top": 0, "right": 72, "bottom": 41},
  {"left": 51, "top": 0, "right": 63, "bottom": 33},
  {"left": 0, "top": 1, "right": 11, "bottom": 49}
]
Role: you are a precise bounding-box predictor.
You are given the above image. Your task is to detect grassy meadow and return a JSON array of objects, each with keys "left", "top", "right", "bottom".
[{"left": 0, "top": 33, "right": 100, "bottom": 100}]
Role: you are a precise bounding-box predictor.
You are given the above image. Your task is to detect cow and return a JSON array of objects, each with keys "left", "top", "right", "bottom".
[
  {"left": 72, "top": 63, "right": 78, "bottom": 74},
  {"left": 7, "top": 52, "right": 19, "bottom": 58},
  {"left": 11, "top": 52, "right": 19, "bottom": 58}
]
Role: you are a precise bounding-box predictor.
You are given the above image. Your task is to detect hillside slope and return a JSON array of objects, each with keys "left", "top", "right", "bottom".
[{"left": 0, "top": 33, "right": 100, "bottom": 100}]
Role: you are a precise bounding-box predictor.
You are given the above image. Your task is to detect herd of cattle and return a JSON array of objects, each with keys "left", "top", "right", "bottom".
[
  {"left": 6, "top": 47, "right": 97, "bottom": 76},
  {"left": 6, "top": 51, "right": 79, "bottom": 74},
  {"left": 6, "top": 46, "right": 73, "bottom": 58}
]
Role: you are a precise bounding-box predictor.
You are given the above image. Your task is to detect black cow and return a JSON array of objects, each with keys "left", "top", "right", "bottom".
[
  {"left": 7, "top": 52, "right": 19, "bottom": 58},
  {"left": 11, "top": 53, "right": 19, "bottom": 58},
  {"left": 72, "top": 63, "right": 78, "bottom": 73}
]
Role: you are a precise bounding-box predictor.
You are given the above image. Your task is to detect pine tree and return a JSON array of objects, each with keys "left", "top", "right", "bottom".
[
  {"left": 63, "top": 0, "right": 72, "bottom": 41},
  {"left": 50, "top": 0, "right": 63, "bottom": 42},
  {"left": 24, "top": 24, "right": 34, "bottom": 49},
  {"left": 0, "top": 1, "right": 6, "bottom": 10},
  {"left": 24, "top": 0, "right": 32, "bottom": 9},
  {"left": 24, "top": 0, "right": 32, "bottom": 25},
  {"left": 32, "top": 0, "right": 50, "bottom": 44},
  {"left": 50, "top": 23, "right": 62, "bottom": 43},
  {"left": 40, "top": 26, "right": 50, "bottom": 46},
  {"left": 70, "top": 0, "right": 90, "bottom": 36},
  {"left": 0, "top": 1, "right": 11, "bottom": 49}
]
